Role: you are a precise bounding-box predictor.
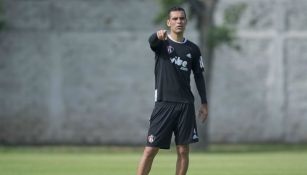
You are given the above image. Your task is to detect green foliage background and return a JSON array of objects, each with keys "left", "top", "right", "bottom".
[
  {"left": 154, "top": 0, "right": 186, "bottom": 24},
  {"left": 0, "top": 0, "right": 5, "bottom": 30},
  {"left": 154, "top": 0, "right": 247, "bottom": 50}
]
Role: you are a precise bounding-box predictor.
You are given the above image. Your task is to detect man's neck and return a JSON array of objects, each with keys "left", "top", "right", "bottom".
[{"left": 169, "top": 32, "right": 184, "bottom": 42}]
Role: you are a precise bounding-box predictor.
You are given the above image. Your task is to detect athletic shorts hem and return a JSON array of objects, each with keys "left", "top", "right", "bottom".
[
  {"left": 176, "top": 139, "right": 199, "bottom": 146},
  {"left": 146, "top": 144, "right": 170, "bottom": 150}
]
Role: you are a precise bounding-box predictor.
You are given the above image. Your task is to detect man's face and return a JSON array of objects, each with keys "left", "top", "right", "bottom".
[{"left": 167, "top": 11, "right": 187, "bottom": 34}]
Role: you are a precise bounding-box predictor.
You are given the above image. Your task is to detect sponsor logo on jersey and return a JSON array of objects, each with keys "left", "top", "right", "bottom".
[
  {"left": 167, "top": 45, "right": 174, "bottom": 54},
  {"left": 170, "top": 56, "right": 188, "bottom": 71},
  {"left": 148, "top": 134, "right": 155, "bottom": 143}
]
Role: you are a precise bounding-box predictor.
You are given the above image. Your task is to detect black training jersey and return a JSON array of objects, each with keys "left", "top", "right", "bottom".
[{"left": 148, "top": 33, "right": 207, "bottom": 104}]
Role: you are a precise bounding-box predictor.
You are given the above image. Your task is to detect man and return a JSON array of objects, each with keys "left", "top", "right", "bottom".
[{"left": 137, "top": 6, "right": 208, "bottom": 175}]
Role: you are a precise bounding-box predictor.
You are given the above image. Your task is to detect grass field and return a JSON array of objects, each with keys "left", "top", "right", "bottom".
[{"left": 0, "top": 145, "right": 307, "bottom": 175}]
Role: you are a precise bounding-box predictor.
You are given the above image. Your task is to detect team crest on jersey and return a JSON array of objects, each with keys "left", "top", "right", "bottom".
[
  {"left": 148, "top": 134, "right": 155, "bottom": 143},
  {"left": 167, "top": 45, "right": 174, "bottom": 54}
]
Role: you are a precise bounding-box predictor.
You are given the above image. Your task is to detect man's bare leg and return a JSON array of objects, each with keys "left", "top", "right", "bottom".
[
  {"left": 176, "top": 145, "right": 189, "bottom": 175},
  {"left": 137, "top": 146, "right": 159, "bottom": 175}
]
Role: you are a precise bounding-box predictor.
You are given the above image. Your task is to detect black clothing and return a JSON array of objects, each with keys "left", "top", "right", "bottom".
[
  {"left": 146, "top": 102, "right": 199, "bottom": 149},
  {"left": 148, "top": 33, "right": 207, "bottom": 104},
  {"left": 145, "top": 33, "right": 207, "bottom": 149}
]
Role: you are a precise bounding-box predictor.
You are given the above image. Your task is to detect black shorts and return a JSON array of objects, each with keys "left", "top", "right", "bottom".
[{"left": 146, "top": 101, "right": 199, "bottom": 149}]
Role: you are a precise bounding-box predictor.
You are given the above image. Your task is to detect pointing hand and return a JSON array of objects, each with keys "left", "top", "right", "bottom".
[{"left": 157, "top": 30, "right": 167, "bottom": 40}]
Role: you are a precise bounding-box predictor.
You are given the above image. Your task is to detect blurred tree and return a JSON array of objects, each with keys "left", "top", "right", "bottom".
[
  {"left": 0, "top": 0, "right": 5, "bottom": 30},
  {"left": 155, "top": 0, "right": 246, "bottom": 149}
]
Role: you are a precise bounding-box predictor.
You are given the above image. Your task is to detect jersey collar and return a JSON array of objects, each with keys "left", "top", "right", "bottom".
[{"left": 167, "top": 34, "right": 187, "bottom": 44}]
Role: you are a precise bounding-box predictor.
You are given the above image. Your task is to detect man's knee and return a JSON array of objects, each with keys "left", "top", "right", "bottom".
[
  {"left": 176, "top": 145, "right": 189, "bottom": 158},
  {"left": 143, "top": 147, "right": 159, "bottom": 160}
]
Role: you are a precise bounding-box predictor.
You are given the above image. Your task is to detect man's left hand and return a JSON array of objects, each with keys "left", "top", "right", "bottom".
[{"left": 198, "top": 104, "right": 208, "bottom": 123}]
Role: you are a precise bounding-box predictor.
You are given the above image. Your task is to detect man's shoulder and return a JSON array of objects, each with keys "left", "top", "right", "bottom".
[
  {"left": 184, "top": 39, "right": 198, "bottom": 47},
  {"left": 185, "top": 39, "right": 200, "bottom": 52}
]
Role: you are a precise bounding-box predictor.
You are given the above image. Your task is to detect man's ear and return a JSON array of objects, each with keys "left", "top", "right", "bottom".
[{"left": 166, "top": 19, "right": 171, "bottom": 27}]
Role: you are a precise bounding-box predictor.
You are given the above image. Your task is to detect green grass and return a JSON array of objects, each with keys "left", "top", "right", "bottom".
[{"left": 0, "top": 145, "right": 307, "bottom": 175}]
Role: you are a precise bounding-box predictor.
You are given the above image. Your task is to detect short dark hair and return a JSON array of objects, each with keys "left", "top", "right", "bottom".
[{"left": 168, "top": 6, "right": 186, "bottom": 19}]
